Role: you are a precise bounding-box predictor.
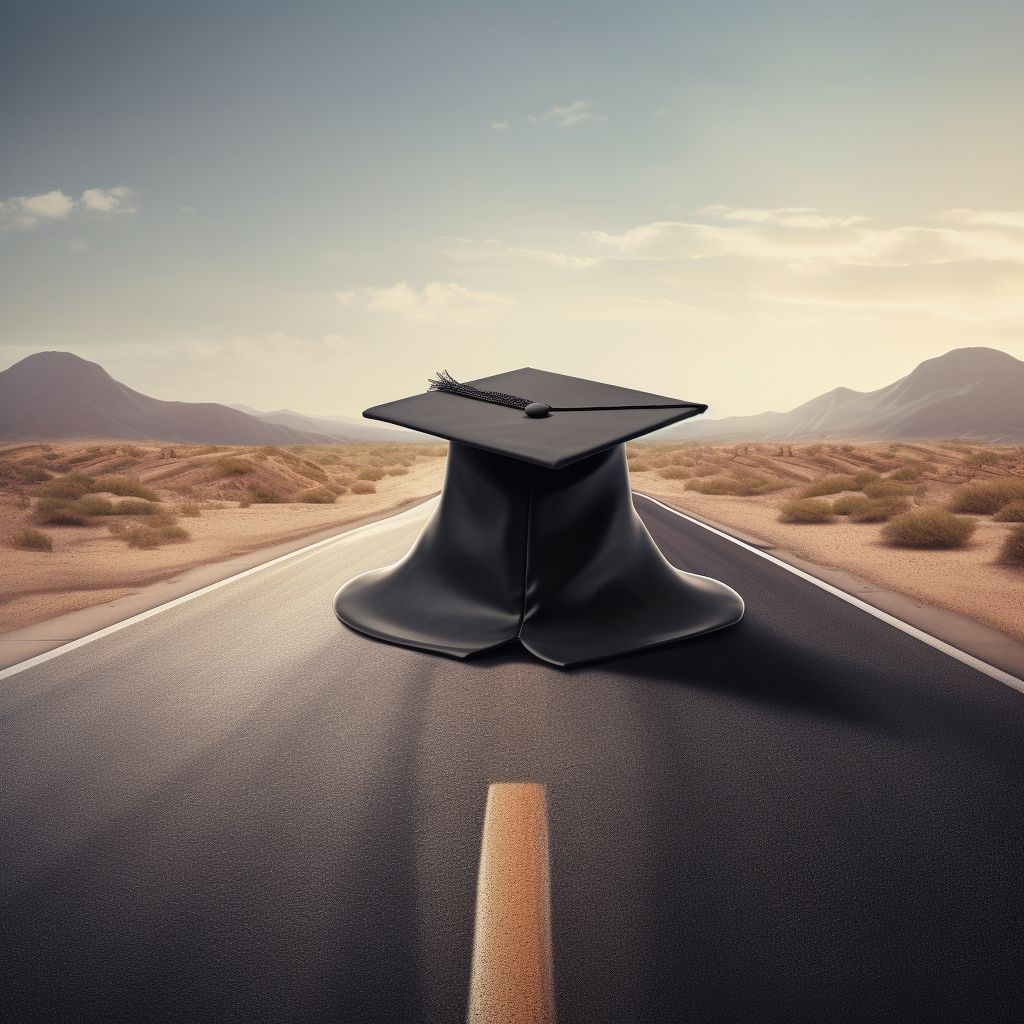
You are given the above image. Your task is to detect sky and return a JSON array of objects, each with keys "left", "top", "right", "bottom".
[{"left": 1, "top": 0, "right": 1023, "bottom": 419}]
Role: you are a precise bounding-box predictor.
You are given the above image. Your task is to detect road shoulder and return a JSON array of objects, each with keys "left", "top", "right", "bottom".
[
  {"left": 0, "top": 492, "right": 439, "bottom": 671},
  {"left": 636, "top": 491, "right": 1024, "bottom": 683}
]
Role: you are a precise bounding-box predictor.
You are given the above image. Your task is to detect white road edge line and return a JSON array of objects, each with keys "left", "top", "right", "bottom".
[
  {"left": 636, "top": 493, "right": 1024, "bottom": 695},
  {"left": 0, "top": 498, "right": 437, "bottom": 682}
]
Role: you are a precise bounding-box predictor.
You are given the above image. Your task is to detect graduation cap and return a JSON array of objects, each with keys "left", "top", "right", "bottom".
[{"left": 334, "top": 368, "right": 743, "bottom": 666}]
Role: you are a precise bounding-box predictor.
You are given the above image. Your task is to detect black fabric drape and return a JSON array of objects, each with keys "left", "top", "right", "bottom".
[{"left": 334, "top": 442, "right": 743, "bottom": 666}]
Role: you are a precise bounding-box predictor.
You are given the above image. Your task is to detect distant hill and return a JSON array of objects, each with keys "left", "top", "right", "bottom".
[
  {"left": 0, "top": 351, "right": 336, "bottom": 444},
  {"left": 658, "top": 347, "right": 1024, "bottom": 443},
  {"left": 227, "top": 405, "right": 432, "bottom": 443}
]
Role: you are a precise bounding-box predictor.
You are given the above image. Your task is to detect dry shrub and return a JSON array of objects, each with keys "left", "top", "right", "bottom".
[
  {"left": 357, "top": 467, "right": 385, "bottom": 481},
  {"left": 350, "top": 480, "right": 376, "bottom": 494},
  {"left": 40, "top": 474, "right": 94, "bottom": 499},
  {"left": 16, "top": 465, "right": 52, "bottom": 482},
  {"left": 889, "top": 461, "right": 937, "bottom": 481},
  {"left": 125, "top": 527, "right": 162, "bottom": 549},
  {"left": 8, "top": 528, "right": 54, "bottom": 552},
  {"left": 962, "top": 450, "right": 1000, "bottom": 467},
  {"left": 179, "top": 502, "right": 202, "bottom": 517},
  {"left": 849, "top": 498, "right": 912, "bottom": 523},
  {"left": 832, "top": 495, "right": 873, "bottom": 516},
  {"left": 881, "top": 509, "right": 976, "bottom": 549},
  {"left": 993, "top": 501, "right": 1024, "bottom": 523},
  {"left": 111, "top": 499, "right": 160, "bottom": 515},
  {"left": 73, "top": 495, "right": 116, "bottom": 515},
  {"left": 658, "top": 466, "right": 690, "bottom": 480},
  {"left": 778, "top": 499, "right": 835, "bottom": 524},
  {"left": 627, "top": 461, "right": 651, "bottom": 473},
  {"left": 93, "top": 477, "right": 160, "bottom": 501},
  {"left": 156, "top": 524, "right": 190, "bottom": 542},
  {"left": 864, "top": 479, "right": 924, "bottom": 499},
  {"left": 384, "top": 465, "right": 408, "bottom": 476},
  {"left": 35, "top": 501, "right": 90, "bottom": 526},
  {"left": 214, "top": 457, "right": 253, "bottom": 477},
  {"left": 298, "top": 487, "right": 337, "bottom": 504},
  {"left": 948, "top": 479, "right": 1024, "bottom": 514},
  {"left": 800, "top": 475, "right": 858, "bottom": 498},
  {"left": 248, "top": 487, "right": 283, "bottom": 504},
  {"left": 998, "top": 525, "right": 1024, "bottom": 566},
  {"left": 685, "top": 475, "right": 787, "bottom": 496}
]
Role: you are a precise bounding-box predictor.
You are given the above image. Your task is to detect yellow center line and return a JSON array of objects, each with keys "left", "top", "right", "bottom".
[{"left": 467, "top": 782, "right": 557, "bottom": 1024}]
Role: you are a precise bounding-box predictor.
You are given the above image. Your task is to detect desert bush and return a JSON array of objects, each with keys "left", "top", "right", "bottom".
[
  {"left": 110, "top": 499, "right": 160, "bottom": 515},
  {"left": 998, "top": 525, "right": 1024, "bottom": 566},
  {"left": 800, "top": 475, "right": 858, "bottom": 498},
  {"left": 881, "top": 509, "right": 977, "bottom": 548},
  {"left": 963, "top": 450, "right": 1000, "bottom": 467},
  {"left": 16, "top": 465, "right": 52, "bottom": 482},
  {"left": 350, "top": 480, "right": 376, "bottom": 494},
  {"left": 74, "top": 495, "right": 116, "bottom": 515},
  {"left": 627, "top": 460, "right": 651, "bottom": 473},
  {"left": 297, "top": 487, "right": 337, "bottom": 504},
  {"left": 658, "top": 466, "right": 690, "bottom": 480},
  {"left": 155, "top": 524, "right": 190, "bottom": 542},
  {"left": 179, "top": 502, "right": 202, "bottom": 517},
  {"left": 993, "top": 501, "right": 1024, "bottom": 523},
  {"left": 685, "top": 475, "right": 787, "bottom": 496},
  {"left": 93, "top": 477, "right": 160, "bottom": 501},
  {"left": 778, "top": 498, "right": 835, "bottom": 524},
  {"left": 167, "top": 484, "right": 193, "bottom": 495},
  {"left": 849, "top": 498, "right": 912, "bottom": 523},
  {"left": 852, "top": 472, "right": 881, "bottom": 488},
  {"left": 7, "top": 528, "right": 54, "bottom": 551},
  {"left": 384, "top": 465, "right": 408, "bottom": 476},
  {"left": 832, "top": 495, "right": 873, "bottom": 516},
  {"left": 948, "top": 479, "right": 1024, "bottom": 514},
  {"left": 144, "top": 510, "right": 180, "bottom": 528},
  {"left": 248, "top": 487, "right": 284, "bottom": 504},
  {"left": 864, "top": 479, "right": 923, "bottom": 499},
  {"left": 125, "top": 527, "right": 162, "bottom": 549},
  {"left": 40, "top": 474, "right": 94, "bottom": 499},
  {"left": 214, "top": 456, "right": 253, "bottom": 477},
  {"left": 889, "top": 462, "right": 937, "bottom": 481},
  {"left": 357, "top": 468, "right": 385, "bottom": 481},
  {"left": 34, "top": 501, "right": 89, "bottom": 525}
]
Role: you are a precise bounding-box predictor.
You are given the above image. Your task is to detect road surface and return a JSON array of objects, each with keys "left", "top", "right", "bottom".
[{"left": 2, "top": 495, "right": 1023, "bottom": 1022}]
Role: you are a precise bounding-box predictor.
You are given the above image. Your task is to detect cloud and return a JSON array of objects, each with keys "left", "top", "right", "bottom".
[
  {"left": 529, "top": 101, "right": 608, "bottom": 127},
  {"left": 335, "top": 282, "right": 513, "bottom": 322},
  {"left": 938, "top": 208, "right": 1024, "bottom": 230},
  {"left": 490, "top": 121, "right": 510, "bottom": 130},
  {"left": 1, "top": 186, "right": 136, "bottom": 228},
  {"left": 698, "top": 205, "right": 867, "bottom": 229},
  {"left": 508, "top": 247, "right": 601, "bottom": 268},
  {"left": 580, "top": 206, "right": 1024, "bottom": 323}
]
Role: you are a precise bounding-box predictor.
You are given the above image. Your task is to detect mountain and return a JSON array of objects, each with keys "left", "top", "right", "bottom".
[
  {"left": 227, "top": 405, "right": 432, "bottom": 443},
  {"left": 0, "top": 351, "right": 336, "bottom": 444},
  {"left": 658, "top": 348, "right": 1024, "bottom": 443}
]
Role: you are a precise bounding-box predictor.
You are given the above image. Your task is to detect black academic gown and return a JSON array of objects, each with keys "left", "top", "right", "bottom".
[{"left": 333, "top": 441, "right": 743, "bottom": 666}]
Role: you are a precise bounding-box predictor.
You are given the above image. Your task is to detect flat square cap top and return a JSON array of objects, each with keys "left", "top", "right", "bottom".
[{"left": 363, "top": 367, "right": 706, "bottom": 469}]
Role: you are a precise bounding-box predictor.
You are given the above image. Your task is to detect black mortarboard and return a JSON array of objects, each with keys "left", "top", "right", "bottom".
[
  {"left": 362, "top": 367, "right": 708, "bottom": 469},
  {"left": 334, "top": 368, "right": 743, "bottom": 666}
]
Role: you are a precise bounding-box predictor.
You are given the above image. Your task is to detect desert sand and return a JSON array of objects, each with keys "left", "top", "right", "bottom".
[{"left": 0, "top": 440, "right": 446, "bottom": 632}]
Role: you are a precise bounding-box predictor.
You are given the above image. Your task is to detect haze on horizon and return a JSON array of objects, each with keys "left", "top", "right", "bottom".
[{"left": 2, "top": 0, "right": 1023, "bottom": 421}]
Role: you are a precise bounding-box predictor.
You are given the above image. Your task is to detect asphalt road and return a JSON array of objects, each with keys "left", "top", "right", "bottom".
[{"left": 2, "top": 496, "right": 1023, "bottom": 1023}]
